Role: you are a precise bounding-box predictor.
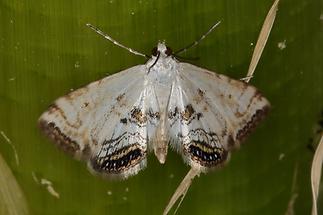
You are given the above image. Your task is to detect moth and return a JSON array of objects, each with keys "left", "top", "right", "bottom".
[{"left": 38, "top": 23, "right": 270, "bottom": 179}]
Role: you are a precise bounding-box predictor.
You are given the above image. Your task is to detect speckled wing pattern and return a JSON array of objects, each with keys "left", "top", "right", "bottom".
[
  {"left": 39, "top": 65, "right": 161, "bottom": 179},
  {"left": 39, "top": 43, "right": 270, "bottom": 178},
  {"left": 167, "top": 63, "right": 269, "bottom": 172}
]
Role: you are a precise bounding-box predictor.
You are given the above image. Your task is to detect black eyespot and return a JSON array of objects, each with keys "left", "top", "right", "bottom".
[
  {"left": 151, "top": 47, "right": 158, "bottom": 56},
  {"left": 165, "top": 46, "right": 172, "bottom": 56}
]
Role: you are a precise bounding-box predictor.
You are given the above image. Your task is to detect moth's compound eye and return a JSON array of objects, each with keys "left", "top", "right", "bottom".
[
  {"left": 165, "top": 46, "right": 173, "bottom": 56},
  {"left": 151, "top": 47, "right": 158, "bottom": 56}
]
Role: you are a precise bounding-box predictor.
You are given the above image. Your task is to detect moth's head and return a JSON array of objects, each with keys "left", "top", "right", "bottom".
[{"left": 151, "top": 42, "right": 172, "bottom": 57}]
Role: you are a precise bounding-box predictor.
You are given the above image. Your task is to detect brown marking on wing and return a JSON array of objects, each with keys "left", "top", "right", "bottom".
[
  {"left": 120, "top": 118, "right": 128, "bottom": 124},
  {"left": 152, "top": 112, "right": 160, "bottom": 119},
  {"left": 198, "top": 88, "right": 205, "bottom": 97},
  {"left": 234, "top": 90, "right": 266, "bottom": 118},
  {"left": 38, "top": 119, "right": 80, "bottom": 156},
  {"left": 91, "top": 144, "right": 146, "bottom": 174},
  {"left": 168, "top": 107, "right": 179, "bottom": 120},
  {"left": 82, "top": 102, "right": 89, "bottom": 108},
  {"left": 186, "top": 142, "right": 228, "bottom": 168},
  {"left": 114, "top": 93, "right": 127, "bottom": 108},
  {"left": 131, "top": 107, "right": 147, "bottom": 124},
  {"left": 47, "top": 104, "right": 81, "bottom": 129},
  {"left": 181, "top": 104, "right": 195, "bottom": 121},
  {"left": 193, "top": 88, "right": 205, "bottom": 104},
  {"left": 148, "top": 109, "right": 160, "bottom": 120},
  {"left": 116, "top": 93, "right": 125, "bottom": 102},
  {"left": 236, "top": 105, "right": 270, "bottom": 142},
  {"left": 246, "top": 91, "right": 263, "bottom": 110},
  {"left": 234, "top": 111, "right": 245, "bottom": 118}
]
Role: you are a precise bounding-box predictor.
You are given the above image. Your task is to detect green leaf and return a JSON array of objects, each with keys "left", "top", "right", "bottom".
[{"left": 0, "top": 0, "right": 322, "bottom": 214}]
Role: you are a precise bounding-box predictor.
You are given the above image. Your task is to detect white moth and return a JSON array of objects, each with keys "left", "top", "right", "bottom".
[{"left": 38, "top": 23, "right": 270, "bottom": 179}]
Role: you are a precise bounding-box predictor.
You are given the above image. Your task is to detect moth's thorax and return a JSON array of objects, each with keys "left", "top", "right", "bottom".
[
  {"left": 145, "top": 44, "right": 178, "bottom": 86},
  {"left": 147, "top": 57, "right": 177, "bottom": 80},
  {"left": 144, "top": 43, "right": 179, "bottom": 117}
]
